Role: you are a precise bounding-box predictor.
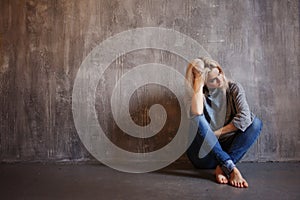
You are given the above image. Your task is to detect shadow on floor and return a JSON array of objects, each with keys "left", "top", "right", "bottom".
[{"left": 156, "top": 162, "right": 216, "bottom": 183}]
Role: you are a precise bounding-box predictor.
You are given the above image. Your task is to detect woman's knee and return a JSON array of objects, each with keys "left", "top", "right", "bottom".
[
  {"left": 253, "top": 117, "right": 263, "bottom": 131},
  {"left": 190, "top": 114, "right": 205, "bottom": 125},
  {"left": 248, "top": 117, "right": 263, "bottom": 136}
]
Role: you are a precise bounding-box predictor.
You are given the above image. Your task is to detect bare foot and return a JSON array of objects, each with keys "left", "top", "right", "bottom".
[
  {"left": 215, "top": 165, "right": 228, "bottom": 184},
  {"left": 229, "top": 167, "right": 249, "bottom": 188}
]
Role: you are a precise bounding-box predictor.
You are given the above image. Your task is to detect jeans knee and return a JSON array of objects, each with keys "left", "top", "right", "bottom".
[{"left": 251, "top": 117, "right": 263, "bottom": 134}]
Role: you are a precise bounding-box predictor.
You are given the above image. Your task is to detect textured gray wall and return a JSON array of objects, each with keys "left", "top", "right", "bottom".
[{"left": 0, "top": 0, "right": 299, "bottom": 163}]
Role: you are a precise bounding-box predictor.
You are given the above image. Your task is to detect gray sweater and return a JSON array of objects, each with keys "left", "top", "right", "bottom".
[{"left": 185, "top": 81, "right": 255, "bottom": 139}]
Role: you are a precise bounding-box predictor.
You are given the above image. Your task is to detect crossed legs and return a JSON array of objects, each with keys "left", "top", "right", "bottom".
[{"left": 187, "top": 115, "right": 262, "bottom": 188}]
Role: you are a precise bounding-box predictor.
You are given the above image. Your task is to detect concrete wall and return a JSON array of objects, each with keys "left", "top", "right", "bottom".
[{"left": 0, "top": 0, "right": 299, "bottom": 163}]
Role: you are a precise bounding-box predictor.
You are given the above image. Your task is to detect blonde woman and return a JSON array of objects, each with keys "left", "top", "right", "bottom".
[{"left": 185, "top": 57, "right": 262, "bottom": 188}]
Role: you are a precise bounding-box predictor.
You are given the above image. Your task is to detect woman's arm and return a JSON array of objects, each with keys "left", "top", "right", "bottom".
[
  {"left": 191, "top": 73, "right": 205, "bottom": 115},
  {"left": 230, "top": 82, "right": 253, "bottom": 132},
  {"left": 215, "top": 82, "right": 253, "bottom": 137},
  {"left": 214, "top": 122, "right": 238, "bottom": 137}
]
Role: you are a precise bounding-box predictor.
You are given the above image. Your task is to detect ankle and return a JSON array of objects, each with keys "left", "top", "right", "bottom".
[{"left": 221, "top": 160, "right": 236, "bottom": 177}]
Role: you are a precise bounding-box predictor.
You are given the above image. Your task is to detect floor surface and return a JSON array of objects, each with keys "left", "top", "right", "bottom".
[{"left": 0, "top": 162, "right": 299, "bottom": 200}]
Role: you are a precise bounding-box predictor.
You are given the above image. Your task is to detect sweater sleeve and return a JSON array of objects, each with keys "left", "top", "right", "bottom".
[{"left": 230, "top": 82, "right": 253, "bottom": 132}]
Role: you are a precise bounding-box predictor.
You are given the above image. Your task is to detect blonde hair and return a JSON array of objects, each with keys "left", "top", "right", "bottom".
[{"left": 185, "top": 57, "right": 229, "bottom": 92}]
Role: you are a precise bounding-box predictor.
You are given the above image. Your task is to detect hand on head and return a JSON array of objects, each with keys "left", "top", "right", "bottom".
[
  {"left": 192, "top": 67, "right": 201, "bottom": 79},
  {"left": 192, "top": 67, "right": 204, "bottom": 87}
]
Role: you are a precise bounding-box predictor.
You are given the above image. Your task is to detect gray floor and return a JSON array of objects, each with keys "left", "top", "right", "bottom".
[{"left": 0, "top": 162, "right": 299, "bottom": 200}]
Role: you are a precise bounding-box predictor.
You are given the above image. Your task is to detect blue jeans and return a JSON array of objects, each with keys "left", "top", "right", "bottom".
[{"left": 187, "top": 115, "right": 262, "bottom": 172}]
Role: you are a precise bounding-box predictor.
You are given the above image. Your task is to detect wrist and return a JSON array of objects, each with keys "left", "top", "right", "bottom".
[
  {"left": 215, "top": 129, "right": 222, "bottom": 137},
  {"left": 194, "top": 77, "right": 204, "bottom": 87},
  {"left": 193, "top": 84, "right": 203, "bottom": 93}
]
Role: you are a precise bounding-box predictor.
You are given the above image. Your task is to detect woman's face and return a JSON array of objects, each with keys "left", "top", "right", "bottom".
[{"left": 206, "top": 68, "right": 224, "bottom": 89}]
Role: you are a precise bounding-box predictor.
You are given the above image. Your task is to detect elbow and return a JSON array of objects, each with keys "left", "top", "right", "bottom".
[
  {"left": 232, "top": 117, "right": 252, "bottom": 132},
  {"left": 191, "top": 109, "right": 203, "bottom": 115},
  {"left": 191, "top": 111, "right": 203, "bottom": 116}
]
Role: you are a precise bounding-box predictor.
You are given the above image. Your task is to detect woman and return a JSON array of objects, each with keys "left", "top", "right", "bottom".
[{"left": 185, "top": 57, "right": 262, "bottom": 188}]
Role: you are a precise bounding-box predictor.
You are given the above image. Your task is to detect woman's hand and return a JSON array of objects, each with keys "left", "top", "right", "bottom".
[
  {"left": 214, "top": 123, "right": 238, "bottom": 137},
  {"left": 192, "top": 68, "right": 204, "bottom": 92},
  {"left": 192, "top": 68, "right": 202, "bottom": 79},
  {"left": 214, "top": 129, "right": 222, "bottom": 137}
]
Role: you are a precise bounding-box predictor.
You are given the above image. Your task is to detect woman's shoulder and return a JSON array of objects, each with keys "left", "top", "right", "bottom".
[{"left": 228, "top": 80, "right": 245, "bottom": 94}]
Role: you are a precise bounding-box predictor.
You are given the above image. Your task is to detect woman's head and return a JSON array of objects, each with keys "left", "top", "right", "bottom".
[{"left": 185, "top": 57, "right": 228, "bottom": 90}]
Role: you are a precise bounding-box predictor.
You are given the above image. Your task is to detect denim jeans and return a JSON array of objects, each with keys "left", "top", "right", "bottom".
[{"left": 186, "top": 114, "right": 263, "bottom": 172}]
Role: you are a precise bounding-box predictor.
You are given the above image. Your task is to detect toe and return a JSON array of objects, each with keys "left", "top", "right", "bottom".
[
  {"left": 222, "top": 177, "right": 225, "bottom": 183},
  {"left": 231, "top": 181, "right": 235, "bottom": 186}
]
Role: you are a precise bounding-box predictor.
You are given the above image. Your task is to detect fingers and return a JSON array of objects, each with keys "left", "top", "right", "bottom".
[{"left": 192, "top": 67, "right": 201, "bottom": 78}]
